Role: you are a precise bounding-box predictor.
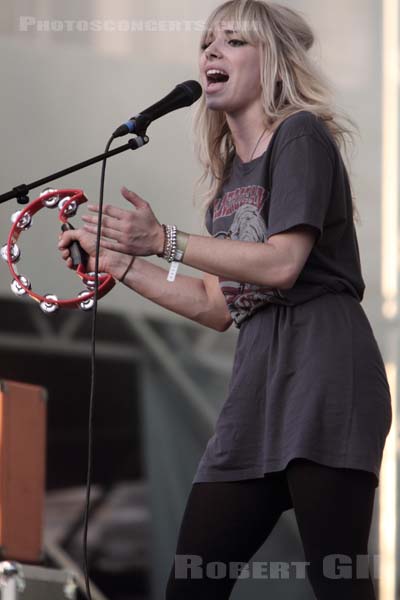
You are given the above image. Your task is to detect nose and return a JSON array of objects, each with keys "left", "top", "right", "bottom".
[{"left": 205, "top": 39, "right": 223, "bottom": 60}]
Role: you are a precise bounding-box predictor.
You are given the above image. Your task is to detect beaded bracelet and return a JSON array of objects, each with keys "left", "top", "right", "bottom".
[{"left": 157, "top": 224, "right": 189, "bottom": 282}]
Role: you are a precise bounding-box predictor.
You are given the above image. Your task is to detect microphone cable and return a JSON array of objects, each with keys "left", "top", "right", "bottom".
[
  {"left": 82, "top": 134, "right": 114, "bottom": 600},
  {"left": 77, "top": 80, "right": 202, "bottom": 598}
]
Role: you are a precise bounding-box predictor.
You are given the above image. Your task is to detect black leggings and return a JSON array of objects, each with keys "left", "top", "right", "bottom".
[{"left": 165, "top": 458, "right": 377, "bottom": 599}]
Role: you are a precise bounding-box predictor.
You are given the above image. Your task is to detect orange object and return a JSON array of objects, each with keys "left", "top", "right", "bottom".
[{"left": 0, "top": 380, "right": 47, "bottom": 563}]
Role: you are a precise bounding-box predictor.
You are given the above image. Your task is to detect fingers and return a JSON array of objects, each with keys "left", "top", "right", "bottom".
[
  {"left": 58, "top": 229, "right": 80, "bottom": 249},
  {"left": 58, "top": 240, "right": 74, "bottom": 269},
  {"left": 83, "top": 223, "right": 121, "bottom": 242},
  {"left": 121, "top": 186, "right": 147, "bottom": 208},
  {"left": 96, "top": 237, "right": 123, "bottom": 252},
  {"left": 82, "top": 213, "right": 122, "bottom": 235},
  {"left": 88, "top": 203, "right": 126, "bottom": 220},
  {"left": 88, "top": 189, "right": 147, "bottom": 214}
]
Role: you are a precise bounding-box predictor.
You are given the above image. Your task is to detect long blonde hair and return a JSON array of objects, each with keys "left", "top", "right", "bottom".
[{"left": 193, "top": 0, "right": 360, "bottom": 224}]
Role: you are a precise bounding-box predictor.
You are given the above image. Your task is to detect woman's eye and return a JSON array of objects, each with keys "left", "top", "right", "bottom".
[{"left": 201, "top": 39, "right": 246, "bottom": 51}]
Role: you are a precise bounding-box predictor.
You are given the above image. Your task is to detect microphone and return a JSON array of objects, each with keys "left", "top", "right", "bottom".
[{"left": 112, "top": 80, "right": 203, "bottom": 138}]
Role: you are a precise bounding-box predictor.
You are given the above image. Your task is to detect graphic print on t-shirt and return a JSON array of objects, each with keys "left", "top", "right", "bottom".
[
  {"left": 211, "top": 185, "right": 282, "bottom": 325},
  {"left": 206, "top": 111, "right": 365, "bottom": 328}
]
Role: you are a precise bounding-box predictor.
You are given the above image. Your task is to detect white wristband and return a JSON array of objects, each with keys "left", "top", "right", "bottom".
[{"left": 167, "top": 261, "right": 180, "bottom": 282}]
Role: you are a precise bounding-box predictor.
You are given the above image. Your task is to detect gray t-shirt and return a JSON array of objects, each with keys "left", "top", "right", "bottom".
[
  {"left": 206, "top": 111, "right": 365, "bottom": 327},
  {"left": 193, "top": 111, "right": 391, "bottom": 487}
]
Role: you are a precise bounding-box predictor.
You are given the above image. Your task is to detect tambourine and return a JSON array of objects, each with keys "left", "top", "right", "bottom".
[{"left": 1, "top": 188, "right": 116, "bottom": 313}]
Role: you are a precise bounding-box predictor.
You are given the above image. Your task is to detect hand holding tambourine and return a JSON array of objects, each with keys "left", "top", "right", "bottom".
[{"left": 1, "top": 188, "right": 115, "bottom": 313}]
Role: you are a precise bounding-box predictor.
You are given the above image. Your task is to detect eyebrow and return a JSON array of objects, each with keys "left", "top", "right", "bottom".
[{"left": 205, "top": 28, "right": 240, "bottom": 39}]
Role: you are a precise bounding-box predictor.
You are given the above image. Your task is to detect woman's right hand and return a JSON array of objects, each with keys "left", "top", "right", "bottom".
[{"left": 58, "top": 226, "right": 135, "bottom": 281}]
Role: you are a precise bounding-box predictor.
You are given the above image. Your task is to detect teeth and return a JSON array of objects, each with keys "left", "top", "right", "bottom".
[{"left": 206, "top": 69, "right": 228, "bottom": 77}]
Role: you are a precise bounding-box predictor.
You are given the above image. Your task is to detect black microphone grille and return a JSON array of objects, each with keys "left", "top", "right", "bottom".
[{"left": 176, "top": 80, "right": 203, "bottom": 104}]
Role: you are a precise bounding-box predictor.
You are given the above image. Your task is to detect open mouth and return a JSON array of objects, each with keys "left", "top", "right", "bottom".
[{"left": 206, "top": 69, "right": 230, "bottom": 90}]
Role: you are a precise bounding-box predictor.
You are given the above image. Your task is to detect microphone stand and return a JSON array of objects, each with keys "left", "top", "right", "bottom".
[{"left": 0, "top": 135, "right": 149, "bottom": 206}]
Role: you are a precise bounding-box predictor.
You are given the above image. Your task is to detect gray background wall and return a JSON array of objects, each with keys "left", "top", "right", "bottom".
[
  {"left": 0, "top": 0, "right": 382, "bottom": 324},
  {"left": 0, "top": 2, "right": 394, "bottom": 600}
]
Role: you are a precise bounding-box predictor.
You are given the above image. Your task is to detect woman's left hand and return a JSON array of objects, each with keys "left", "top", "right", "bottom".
[{"left": 82, "top": 186, "right": 164, "bottom": 257}]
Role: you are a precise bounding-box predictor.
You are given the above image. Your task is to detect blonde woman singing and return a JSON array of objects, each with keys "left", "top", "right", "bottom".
[{"left": 59, "top": 2, "right": 392, "bottom": 598}]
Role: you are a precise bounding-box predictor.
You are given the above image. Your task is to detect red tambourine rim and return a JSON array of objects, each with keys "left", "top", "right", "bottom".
[{"left": 7, "top": 189, "right": 115, "bottom": 309}]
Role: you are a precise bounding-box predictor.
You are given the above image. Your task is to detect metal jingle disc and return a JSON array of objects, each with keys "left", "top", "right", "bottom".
[
  {"left": 1, "top": 243, "right": 20, "bottom": 263},
  {"left": 78, "top": 290, "right": 94, "bottom": 311},
  {"left": 11, "top": 276, "right": 32, "bottom": 296},
  {"left": 11, "top": 211, "right": 32, "bottom": 230},
  {"left": 84, "top": 272, "right": 96, "bottom": 290},
  {"left": 39, "top": 294, "right": 59, "bottom": 314},
  {"left": 0, "top": 245, "right": 8, "bottom": 263},
  {"left": 84, "top": 272, "right": 106, "bottom": 289},
  {"left": 40, "top": 188, "right": 60, "bottom": 208},
  {"left": 59, "top": 197, "right": 77, "bottom": 217}
]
